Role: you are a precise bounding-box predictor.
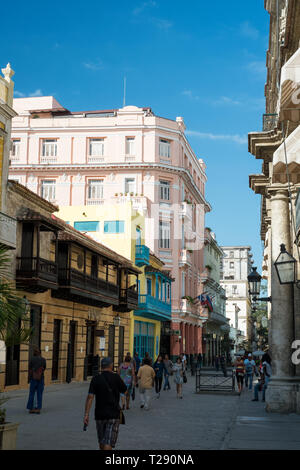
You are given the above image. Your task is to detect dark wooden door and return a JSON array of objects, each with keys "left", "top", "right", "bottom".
[
  {"left": 51, "top": 319, "right": 61, "bottom": 380},
  {"left": 57, "top": 243, "right": 69, "bottom": 280},
  {"left": 118, "top": 326, "right": 124, "bottom": 367},
  {"left": 69, "top": 321, "right": 77, "bottom": 378},
  {"left": 86, "top": 321, "right": 96, "bottom": 376},
  {"left": 91, "top": 255, "right": 98, "bottom": 279},
  {"left": 28, "top": 304, "right": 42, "bottom": 382},
  {"left": 108, "top": 325, "right": 115, "bottom": 367},
  {"left": 21, "top": 223, "right": 34, "bottom": 271},
  {"left": 5, "top": 343, "right": 20, "bottom": 386}
]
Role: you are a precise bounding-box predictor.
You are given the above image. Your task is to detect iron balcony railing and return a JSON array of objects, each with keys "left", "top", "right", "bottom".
[
  {"left": 263, "top": 113, "right": 278, "bottom": 132},
  {"left": 138, "top": 294, "right": 171, "bottom": 320},
  {"left": 135, "top": 244, "right": 150, "bottom": 267}
]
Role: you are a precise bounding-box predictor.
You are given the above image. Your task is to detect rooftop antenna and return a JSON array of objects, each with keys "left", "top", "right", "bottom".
[{"left": 123, "top": 76, "right": 126, "bottom": 107}]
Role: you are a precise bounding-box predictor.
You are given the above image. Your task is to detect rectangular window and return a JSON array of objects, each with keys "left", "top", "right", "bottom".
[
  {"left": 126, "top": 137, "right": 135, "bottom": 155},
  {"left": 159, "top": 180, "right": 170, "bottom": 200},
  {"left": 89, "top": 138, "right": 104, "bottom": 156},
  {"left": 159, "top": 220, "right": 170, "bottom": 249},
  {"left": 11, "top": 139, "right": 20, "bottom": 158},
  {"left": 124, "top": 178, "right": 135, "bottom": 194},
  {"left": 74, "top": 221, "right": 99, "bottom": 232},
  {"left": 232, "top": 285, "right": 238, "bottom": 295},
  {"left": 41, "top": 180, "right": 56, "bottom": 201},
  {"left": 104, "top": 221, "right": 125, "bottom": 234},
  {"left": 159, "top": 139, "right": 171, "bottom": 158},
  {"left": 230, "top": 262, "right": 234, "bottom": 269},
  {"left": 230, "top": 251, "right": 234, "bottom": 258},
  {"left": 42, "top": 139, "right": 57, "bottom": 157},
  {"left": 87, "top": 179, "right": 104, "bottom": 200}
]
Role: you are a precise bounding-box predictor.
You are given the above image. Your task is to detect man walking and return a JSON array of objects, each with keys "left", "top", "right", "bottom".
[
  {"left": 137, "top": 357, "right": 155, "bottom": 410},
  {"left": 84, "top": 357, "right": 127, "bottom": 450},
  {"left": 26, "top": 347, "right": 46, "bottom": 414},
  {"left": 244, "top": 353, "right": 256, "bottom": 390}
]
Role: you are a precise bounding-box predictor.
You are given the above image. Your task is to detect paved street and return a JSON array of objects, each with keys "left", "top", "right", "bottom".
[{"left": 4, "top": 372, "right": 300, "bottom": 450}]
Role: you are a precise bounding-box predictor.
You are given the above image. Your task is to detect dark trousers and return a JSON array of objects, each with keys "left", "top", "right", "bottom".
[
  {"left": 27, "top": 377, "right": 44, "bottom": 410},
  {"left": 155, "top": 376, "right": 163, "bottom": 394}
]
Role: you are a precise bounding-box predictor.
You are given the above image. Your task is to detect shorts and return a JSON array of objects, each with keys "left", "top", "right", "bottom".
[
  {"left": 236, "top": 373, "right": 244, "bottom": 384},
  {"left": 96, "top": 419, "right": 120, "bottom": 448}
]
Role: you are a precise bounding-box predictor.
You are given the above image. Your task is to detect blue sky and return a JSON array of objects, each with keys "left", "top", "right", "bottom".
[{"left": 2, "top": 0, "right": 269, "bottom": 268}]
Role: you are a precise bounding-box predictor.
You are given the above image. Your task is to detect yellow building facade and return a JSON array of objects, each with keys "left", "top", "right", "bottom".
[{"left": 57, "top": 200, "right": 173, "bottom": 362}]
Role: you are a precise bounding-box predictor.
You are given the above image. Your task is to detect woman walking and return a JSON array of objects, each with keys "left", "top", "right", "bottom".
[
  {"left": 118, "top": 355, "right": 135, "bottom": 410},
  {"left": 172, "top": 357, "right": 184, "bottom": 399},
  {"left": 234, "top": 356, "right": 245, "bottom": 395},
  {"left": 163, "top": 354, "right": 172, "bottom": 391},
  {"left": 153, "top": 355, "right": 167, "bottom": 398}
]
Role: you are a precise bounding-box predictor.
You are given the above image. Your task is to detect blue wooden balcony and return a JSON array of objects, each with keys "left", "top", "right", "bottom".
[
  {"left": 135, "top": 244, "right": 150, "bottom": 267},
  {"left": 136, "top": 294, "right": 172, "bottom": 322}
]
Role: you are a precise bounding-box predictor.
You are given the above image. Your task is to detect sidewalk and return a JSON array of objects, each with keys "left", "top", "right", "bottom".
[{"left": 223, "top": 385, "right": 300, "bottom": 450}]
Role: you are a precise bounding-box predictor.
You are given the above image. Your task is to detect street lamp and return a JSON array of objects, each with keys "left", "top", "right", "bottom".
[
  {"left": 274, "top": 244, "right": 298, "bottom": 285},
  {"left": 247, "top": 267, "right": 272, "bottom": 302},
  {"left": 113, "top": 315, "right": 121, "bottom": 327}
]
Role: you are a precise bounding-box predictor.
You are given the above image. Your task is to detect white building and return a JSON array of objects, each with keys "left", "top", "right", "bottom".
[{"left": 220, "top": 246, "right": 253, "bottom": 348}]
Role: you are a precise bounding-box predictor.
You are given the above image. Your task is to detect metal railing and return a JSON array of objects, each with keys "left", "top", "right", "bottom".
[{"left": 196, "top": 368, "right": 236, "bottom": 393}]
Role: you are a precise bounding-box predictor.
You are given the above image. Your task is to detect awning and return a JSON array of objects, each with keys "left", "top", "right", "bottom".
[
  {"left": 273, "top": 124, "right": 300, "bottom": 182},
  {"left": 280, "top": 47, "right": 300, "bottom": 122}
]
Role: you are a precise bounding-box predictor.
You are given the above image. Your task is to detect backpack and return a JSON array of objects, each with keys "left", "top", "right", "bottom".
[{"left": 32, "top": 366, "right": 44, "bottom": 381}]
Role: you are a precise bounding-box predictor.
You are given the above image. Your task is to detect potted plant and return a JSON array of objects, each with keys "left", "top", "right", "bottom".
[
  {"left": 0, "top": 244, "right": 32, "bottom": 450},
  {"left": 181, "top": 295, "right": 195, "bottom": 305},
  {"left": 130, "top": 192, "right": 134, "bottom": 197},
  {"left": 114, "top": 193, "right": 118, "bottom": 197}
]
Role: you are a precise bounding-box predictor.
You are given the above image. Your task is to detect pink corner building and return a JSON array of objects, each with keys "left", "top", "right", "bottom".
[{"left": 9, "top": 97, "right": 211, "bottom": 361}]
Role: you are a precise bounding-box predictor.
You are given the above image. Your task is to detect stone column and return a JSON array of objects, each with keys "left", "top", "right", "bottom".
[{"left": 266, "top": 188, "right": 300, "bottom": 413}]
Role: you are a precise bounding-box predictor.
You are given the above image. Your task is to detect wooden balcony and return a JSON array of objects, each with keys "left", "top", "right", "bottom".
[
  {"left": 114, "top": 288, "right": 139, "bottom": 313},
  {"left": 16, "top": 256, "right": 58, "bottom": 292},
  {"left": 53, "top": 267, "right": 119, "bottom": 307}
]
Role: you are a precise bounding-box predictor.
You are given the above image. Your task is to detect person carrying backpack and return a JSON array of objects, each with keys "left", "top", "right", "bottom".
[
  {"left": 26, "top": 347, "right": 46, "bottom": 414},
  {"left": 244, "top": 353, "right": 256, "bottom": 390}
]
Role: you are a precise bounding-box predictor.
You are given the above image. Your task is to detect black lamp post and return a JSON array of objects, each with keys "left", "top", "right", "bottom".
[{"left": 247, "top": 267, "right": 272, "bottom": 302}]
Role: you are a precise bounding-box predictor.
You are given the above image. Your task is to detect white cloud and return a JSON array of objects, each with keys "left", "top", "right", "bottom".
[
  {"left": 14, "top": 89, "right": 43, "bottom": 98},
  {"left": 83, "top": 59, "right": 105, "bottom": 71},
  {"left": 151, "top": 17, "right": 173, "bottom": 30},
  {"left": 240, "top": 21, "right": 259, "bottom": 40},
  {"left": 14, "top": 90, "right": 25, "bottom": 98},
  {"left": 29, "top": 89, "right": 43, "bottom": 97},
  {"left": 186, "top": 130, "right": 247, "bottom": 145},
  {"left": 132, "top": 1, "right": 156, "bottom": 16},
  {"left": 247, "top": 61, "right": 266, "bottom": 76},
  {"left": 181, "top": 90, "right": 200, "bottom": 101},
  {"left": 212, "top": 96, "right": 241, "bottom": 106}
]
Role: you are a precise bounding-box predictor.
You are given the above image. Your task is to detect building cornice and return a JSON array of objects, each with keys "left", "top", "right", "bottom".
[{"left": 10, "top": 161, "right": 212, "bottom": 211}]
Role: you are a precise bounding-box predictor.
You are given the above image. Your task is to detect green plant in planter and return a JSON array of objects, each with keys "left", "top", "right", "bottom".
[
  {"left": 130, "top": 192, "right": 134, "bottom": 196},
  {"left": 114, "top": 193, "right": 118, "bottom": 197},
  {"left": 0, "top": 244, "right": 32, "bottom": 424},
  {"left": 181, "top": 295, "right": 195, "bottom": 305}
]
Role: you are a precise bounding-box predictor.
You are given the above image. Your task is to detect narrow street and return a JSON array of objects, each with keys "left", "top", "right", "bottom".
[{"left": 5, "top": 372, "right": 300, "bottom": 450}]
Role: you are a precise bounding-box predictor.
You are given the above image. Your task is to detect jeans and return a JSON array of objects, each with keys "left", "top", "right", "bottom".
[
  {"left": 155, "top": 376, "right": 163, "bottom": 394},
  {"left": 163, "top": 374, "right": 171, "bottom": 390},
  {"left": 139, "top": 388, "right": 152, "bottom": 409},
  {"left": 245, "top": 373, "right": 253, "bottom": 389},
  {"left": 27, "top": 377, "right": 44, "bottom": 410},
  {"left": 254, "top": 377, "right": 270, "bottom": 401}
]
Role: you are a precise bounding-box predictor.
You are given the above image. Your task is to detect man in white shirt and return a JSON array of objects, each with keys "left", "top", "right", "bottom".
[{"left": 244, "top": 353, "right": 256, "bottom": 390}]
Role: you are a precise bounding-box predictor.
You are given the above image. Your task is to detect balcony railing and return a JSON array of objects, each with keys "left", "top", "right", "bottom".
[
  {"left": 135, "top": 245, "right": 150, "bottom": 267},
  {"left": 138, "top": 294, "right": 171, "bottom": 321},
  {"left": 40, "top": 156, "right": 57, "bottom": 164},
  {"left": 263, "top": 114, "right": 278, "bottom": 132},
  {"left": 58, "top": 267, "right": 119, "bottom": 301},
  {"left": 179, "top": 249, "right": 192, "bottom": 267},
  {"left": 86, "top": 198, "right": 105, "bottom": 205},
  {"left": 16, "top": 256, "right": 58, "bottom": 292},
  {"left": 88, "top": 156, "right": 105, "bottom": 163},
  {"left": 180, "top": 298, "right": 192, "bottom": 315},
  {"left": 179, "top": 202, "right": 193, "bottom": 220}
]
